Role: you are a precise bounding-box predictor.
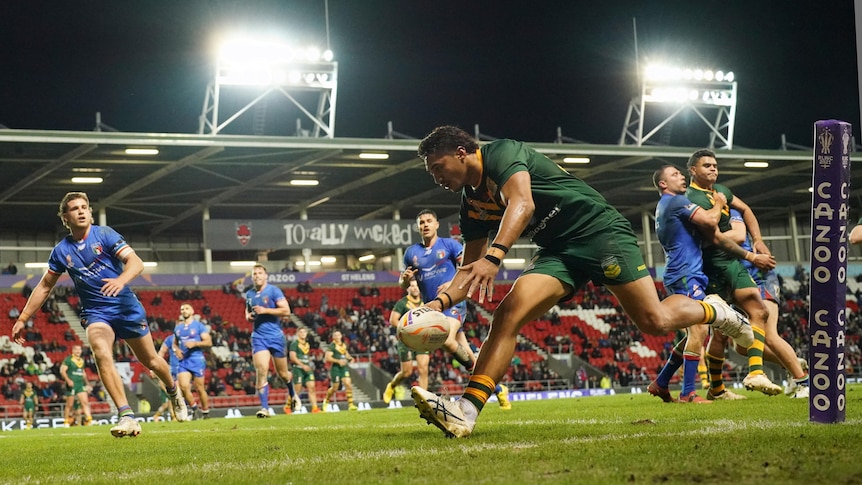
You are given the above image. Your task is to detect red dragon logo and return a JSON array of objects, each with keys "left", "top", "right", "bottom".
[{"left": 235, "top": 222, "right": 252, "bottom": 246}]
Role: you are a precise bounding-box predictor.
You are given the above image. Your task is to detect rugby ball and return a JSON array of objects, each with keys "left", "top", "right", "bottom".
[{"left": 397, "top": 307, "right": 451, "bottom": 352}]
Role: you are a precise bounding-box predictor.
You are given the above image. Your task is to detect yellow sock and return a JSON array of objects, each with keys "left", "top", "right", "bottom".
[{"left": 747, "top": 326, "right": 767, "bottom": 374}]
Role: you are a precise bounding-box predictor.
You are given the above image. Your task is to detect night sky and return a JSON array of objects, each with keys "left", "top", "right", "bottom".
[{"left": 1, "top": 1, "right": 858, "bottom": 149}]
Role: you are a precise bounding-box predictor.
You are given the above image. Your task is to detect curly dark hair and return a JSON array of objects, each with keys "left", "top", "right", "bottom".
[
  {"left": 687, "top": 148, "right": 716, "bottom": 169},
  {"left": 417, "top": 125, "right": 479, "bottom": 160}
]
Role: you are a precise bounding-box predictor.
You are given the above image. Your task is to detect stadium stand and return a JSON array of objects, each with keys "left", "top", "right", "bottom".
[{"left": 2, "top": 269, "right": 851, "bottom": 418}]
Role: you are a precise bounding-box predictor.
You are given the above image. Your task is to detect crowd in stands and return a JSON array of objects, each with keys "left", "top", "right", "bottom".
[{"left": 3, "top": 267, "right": 860, "bottom": 413}]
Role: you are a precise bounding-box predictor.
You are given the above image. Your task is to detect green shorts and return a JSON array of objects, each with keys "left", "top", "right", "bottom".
[
  {"left": 329, "top": 365, "right": 350, "bottom": 383},
  {"left": 524, "top": 224, "right": 650, "bottom": 298},
  {"left": 293, "top": 366, "right": 316, "bottom": 386},
  {"left": 397, "top": 341, "right": 429, "bottom": 362},
  {"left": 65, "top": 381, "right": 86, "bottom": 396},
  {"left": 24, "top": 402, "right": 36, "bottom": 412},
  {"left": 703, "top": 255, "right": 757, "bottom": 302}
]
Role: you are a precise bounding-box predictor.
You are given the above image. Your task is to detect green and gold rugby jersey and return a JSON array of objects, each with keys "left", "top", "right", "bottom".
[
  {"left": 685, "top": 181, "right": 736, "bottom": 263},
  {"left": 289, "top": 338, "right": 312, "bottom": 366},
  {"left": 62, "top": 355, "right": 86, "bottom": 384},
  {"left": 460, "top": 139, "right": 632, "bottom": 247},
  {"left": 327, "top": 341, "right": 349, "bottom": 368}
]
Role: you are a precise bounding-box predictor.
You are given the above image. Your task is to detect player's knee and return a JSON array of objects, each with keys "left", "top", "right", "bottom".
[{"left": 631, "top": 317, "right": 668, "bottom": 336}]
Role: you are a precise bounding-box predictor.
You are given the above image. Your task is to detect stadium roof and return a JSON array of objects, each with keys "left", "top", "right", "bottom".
[{"left": 0, "top": 128, "right": 851, "bottom": 240}]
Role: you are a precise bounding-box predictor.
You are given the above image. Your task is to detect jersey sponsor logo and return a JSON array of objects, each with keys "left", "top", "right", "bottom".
[{"left": 524, "top": 205, "right": 561, "bottom": 241}]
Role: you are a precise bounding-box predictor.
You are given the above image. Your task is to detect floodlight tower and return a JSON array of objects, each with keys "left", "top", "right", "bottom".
[
  {"left": 619, "top": 64, "right": 737, "bottom": 149},
  {"left": 199, "top": 38, "right": 338, "bottom": 138}
]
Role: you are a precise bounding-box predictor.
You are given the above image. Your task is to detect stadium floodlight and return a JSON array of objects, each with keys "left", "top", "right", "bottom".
[
  {"left": 320, "top": 256, "right": 337, "bottom": 263},
  {"left": 71, "top": 177, "right": 103, "bottom": 184},
  {"left": 563, "top": 157, "right": 590, "bottom": 164},
  {"left": 125, "top": 148, "right": 159, "bottom": 156},
  {"left": 229, "top": 261, "right": 256, "bottom": 267},
  {"left": 290, "top": 179, "right": 319, "bottom": 186},
  {"left": 199, "top": 34, "right": 338, "bottom": 138},
  {"left": 24, "top": 262, "right": 49, "bottom": 269},
  {"left": 359, "top": 152, "right": 390, "bottom": 160},
  {"left": 142, "top": 262, "right": 159, "bottom": 268},
  {"left": 744, "top": 161, "right": 769, "bottom": 168},
  {"left": 358, "top": 254, "right": 375, "bottom": 262},
  {"left": 621, "top": 62, "right": 738, "bottom": 149}
]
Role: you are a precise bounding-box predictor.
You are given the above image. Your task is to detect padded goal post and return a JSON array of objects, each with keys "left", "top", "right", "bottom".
[{"left": 809, "top": 119, "right": 851, "bottom": 423}]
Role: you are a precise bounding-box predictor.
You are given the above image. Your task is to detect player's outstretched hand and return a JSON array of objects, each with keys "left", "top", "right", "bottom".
[
  {"left": 458, "top": 258, "right": 499, "bottom": 304},
  {"left": 11, "top": 319, "right": 26, "bottom": 344}
]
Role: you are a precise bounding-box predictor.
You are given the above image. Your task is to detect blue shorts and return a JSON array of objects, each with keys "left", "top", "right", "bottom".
[
  {"left": 664, "top": 273, "right": 708, "bottom": 301},
  {"left": 252, "top": 332, "right": 287, "bottom": 358},
  {"left": 177, "top": 354, "right": 206, "bottom": 378},
  {"left": 750, "top": 269, "right": 781, "bottom": 303},
  {"left": 80, "top": 304, "right": 149, "bottom": 341},
  {"left": 445, "top": 301, "right": 466, "bottom": 333}
]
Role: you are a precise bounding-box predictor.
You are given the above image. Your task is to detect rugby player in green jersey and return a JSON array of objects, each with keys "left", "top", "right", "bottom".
[{"left": 410, "top": 126, "right": 755, "bottom": 437}]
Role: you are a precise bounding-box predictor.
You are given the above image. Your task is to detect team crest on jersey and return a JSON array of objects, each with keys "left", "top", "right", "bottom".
[
  {"left": 66, "top": 254, "right": 73, "bottom": 267},
  {"left": 601, "top": 256, "right": 622, "bottom": 279},
  {"left": 436, "top": 250, "right": 445, "bottom": 260},
  {"left": 91, "top": 243, "right": 103, "bottom": 256},
  {"left": 235, "top": 222, "right": 252, "bottom": 246}
]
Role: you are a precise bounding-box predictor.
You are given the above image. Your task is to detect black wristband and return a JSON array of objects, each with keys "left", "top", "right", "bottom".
[
  {"left": 491, "top": 243, "right": 509, "bottom": 253},
  {"left": 433, "top": 297, "right": 447, "bottom": 310},
  {"left": 440, "top": 291, "right": 454, "bottom": 308},
  {"left": 484, "top": 254, "right": 502, "bottom": 266}
]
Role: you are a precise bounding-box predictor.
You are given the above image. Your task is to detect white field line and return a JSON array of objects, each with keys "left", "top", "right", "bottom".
[{"left": 13, "top": 416, "right": 862, "bottom": 483}]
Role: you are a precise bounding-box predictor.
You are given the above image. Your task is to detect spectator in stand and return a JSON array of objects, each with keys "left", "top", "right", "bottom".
[
  {"left": 3, "top": 262, "right": 18, "bottom": 275},
  {"left": 151, "top": 293, "right": 162, "bottom": 306},
  {"left": 8, "top": 306, "right": 19, "bottom": 320}
]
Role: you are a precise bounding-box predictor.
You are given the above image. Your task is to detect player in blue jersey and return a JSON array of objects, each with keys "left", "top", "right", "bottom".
[
  {"left": 153, "top": 332, "right": 180, "bottom": 420},
  {"left": 174, "top": 303, "right": 212, "bottom": 418},
  {"left": 245, "top": 264, "right": 297, "bottom": 417},
  {"left": 650, "top": 165, "right": 723, "bottom": 403},
  {"left": 727, "top": 209, "right": 809, "bottom": 398},
  {"left": 400, "top": 209, "right": 511, "bottom": 409},
  {"left": 649, "top": 166, "right": 773, "bottom": 402},
  {"left": 11, "top": 192, "right": 188, "bottom": 437}
]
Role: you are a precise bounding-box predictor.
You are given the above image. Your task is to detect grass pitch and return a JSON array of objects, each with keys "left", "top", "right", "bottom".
[{"left": 3, "top": 386, "right": 861, "bottom": 484}]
